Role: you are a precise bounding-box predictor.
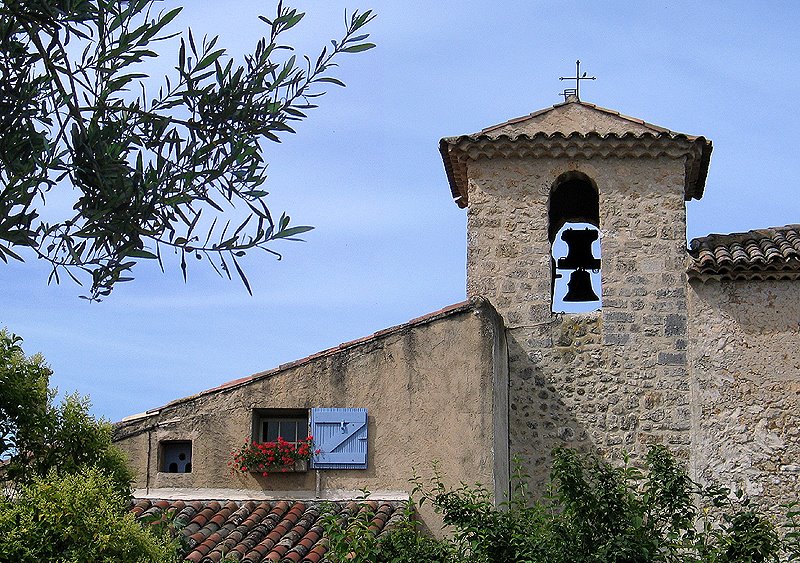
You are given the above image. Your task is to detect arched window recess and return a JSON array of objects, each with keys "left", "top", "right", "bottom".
[{"left": 549, "top": 172, "right": 602, "bottom": 313}]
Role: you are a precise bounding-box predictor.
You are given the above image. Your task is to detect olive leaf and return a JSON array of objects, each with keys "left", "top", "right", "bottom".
[{"left": 0, "top": 0, "right": 375, "bottom": 299}]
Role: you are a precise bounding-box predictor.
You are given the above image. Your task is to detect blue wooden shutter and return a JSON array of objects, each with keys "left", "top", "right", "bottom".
[{"left": 310, "top": 408, "right": 368, "bottom": 469}]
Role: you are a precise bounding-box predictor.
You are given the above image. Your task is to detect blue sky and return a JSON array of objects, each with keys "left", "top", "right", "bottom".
[{"left": 2, "top": 1, "right": 799, "bottom": 422}]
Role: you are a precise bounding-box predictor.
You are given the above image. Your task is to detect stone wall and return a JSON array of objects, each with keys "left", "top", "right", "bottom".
[
  {"left": 114, "top": 299, "right": 508, "bottom": 534},
  {"left": 465, "top": 154, "right": 692, "bottom": 487},
  {"left": 689, "top": 279, "right": 800, "bottom": 514}
]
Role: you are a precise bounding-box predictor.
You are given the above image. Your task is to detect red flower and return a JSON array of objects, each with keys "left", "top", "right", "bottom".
[{"left": 230, "top": 436, "right": 316, "bottom": 476}]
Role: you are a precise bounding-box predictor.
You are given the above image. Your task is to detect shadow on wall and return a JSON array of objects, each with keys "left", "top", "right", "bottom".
[
  {"left": 691, "top": 280, "right": 800, "bottom": 335},
  {"left": 506, "top": 315, "right": 605, "bottom": 494}
]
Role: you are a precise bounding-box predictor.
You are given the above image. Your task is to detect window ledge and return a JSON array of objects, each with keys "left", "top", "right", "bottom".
[{"left": 248, "top": 459, "right": 308, "bottom": 475}]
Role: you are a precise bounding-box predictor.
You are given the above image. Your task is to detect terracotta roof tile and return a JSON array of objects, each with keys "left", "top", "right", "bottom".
[
  {"left": 688, "top": 225, "right": 800, "bottom": 282},
  {"left": 134, "top": 498, "right": 406, "bottom": 563},
  {"left": 479, "top": 100, "right": 678, "bottom": 136},
  {"left": 439, "top": 100, "right": 712, "bottom": 208}
]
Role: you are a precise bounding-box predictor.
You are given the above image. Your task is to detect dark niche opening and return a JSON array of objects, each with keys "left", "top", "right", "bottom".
[{"left": 160, "top": 440, "right": 192, "bottom": 473}]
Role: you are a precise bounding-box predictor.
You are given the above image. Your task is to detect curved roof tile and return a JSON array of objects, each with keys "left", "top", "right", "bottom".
[
  {"left": 439, "top": 100, "right": 712, "bottom": 207},
  {"left": 134, "top": 498, "right": 406, "bottom": 563},
  {"left": 688, "top": 225, "right": 800, "bottom": 282}
]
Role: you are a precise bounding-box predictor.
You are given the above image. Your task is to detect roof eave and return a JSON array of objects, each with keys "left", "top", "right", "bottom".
[
  {"left": 440, "top": 132, "right": 713, "bottom": 207},
  {"left": 685, "top": 137, "right": 713, "bottom": 201},
  {"left": 439, "top": 138, "right": 468, "bottom": 208}
]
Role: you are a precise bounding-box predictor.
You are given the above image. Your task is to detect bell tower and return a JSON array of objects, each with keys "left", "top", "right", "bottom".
[{"left": 440, "top": 99, "right": 712, "bottom": 486}]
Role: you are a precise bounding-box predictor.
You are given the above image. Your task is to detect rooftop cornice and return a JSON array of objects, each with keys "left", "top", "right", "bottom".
[{"left": 440, "top": 131, "right": 712, "bottom": 208}]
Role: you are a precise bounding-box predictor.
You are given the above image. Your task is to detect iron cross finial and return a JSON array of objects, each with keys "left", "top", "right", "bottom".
[{"left": 559, "top": 60, "right": 596, "bottom": 102}]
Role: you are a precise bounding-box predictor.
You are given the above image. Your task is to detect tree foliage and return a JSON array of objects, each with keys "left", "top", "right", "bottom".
[
  {"left": 322, "top": 446, "right": 800, "bottom": 563},
  {"left": 0, "top": 0, "right": 375, "bottom": 299},
  {"left": 0, "top": 466, "right": 178, "bottom": 562},
  {"left": 0, "top": 330, "right": 133, "bottom": 498},
  {"left": 0, "top": 330, "right": 173, "bottom": 561},
  {"left": 0, "top": 329, "right": 50, "bottom": 464},
  {"left": 318, "top": 496, "right": 454, "bottom": 563}
]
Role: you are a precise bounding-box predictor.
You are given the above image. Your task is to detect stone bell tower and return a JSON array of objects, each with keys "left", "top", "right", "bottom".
[{"left": 440, "top": 99, "right": 712, "bottom": 486}]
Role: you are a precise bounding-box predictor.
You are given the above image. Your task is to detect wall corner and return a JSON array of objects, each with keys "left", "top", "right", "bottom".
[{"left": 472, "top": 297, "right": 510, "bottom": 505}]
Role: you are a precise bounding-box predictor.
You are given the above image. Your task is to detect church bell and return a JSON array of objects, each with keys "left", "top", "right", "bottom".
[
  {"left": 563, "top": 268, "right": 599, "bottom": 302},
  {"left": 556, "top": 227, "right": 601, "bottom": 303},
  {"left": 557, "top": 228, "right": 602, "bottom": 270}
]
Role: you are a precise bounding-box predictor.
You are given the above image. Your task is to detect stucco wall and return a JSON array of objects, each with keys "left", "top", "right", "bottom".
[
  {"left": 689, "top": 279, "right": 800, "bottom": 513},
  {"left": 465, "top": 154, "right": 692, "bottom": 487},
  {"left": 114, "top": 299, "right": 508, "bottom": 533}
]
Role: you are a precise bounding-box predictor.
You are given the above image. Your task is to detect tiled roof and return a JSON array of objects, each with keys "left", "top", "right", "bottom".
[
  {"left": 439, "top": 100, "right": 712, "bottom": 208},
  {"left": 479, "top": 100, "right": 679, "bottom": 137},
  {"left": 688, "top": 225, "right": 800, "bottom": 282},
  {"left": 132, "top": 498, "right": 406, "bottom": 563}
]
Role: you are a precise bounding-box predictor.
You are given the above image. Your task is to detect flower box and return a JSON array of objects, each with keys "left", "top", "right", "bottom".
[
  {"left": 249, "top": 459, "right": 308, "bottom": 474},
  {"left": 229, "top": 436, "right": 318, "bottom": 478}
]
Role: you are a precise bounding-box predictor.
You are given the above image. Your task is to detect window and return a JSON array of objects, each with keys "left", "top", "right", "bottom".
[
  {"left": 160, "top": 440, "right": 192, "bottom": 473},
  {"left": 251, "top": 408, "right": 369, "bottom": 470},
  {"left": 253, "top": 409, "right": 309, "bottom": 444}
]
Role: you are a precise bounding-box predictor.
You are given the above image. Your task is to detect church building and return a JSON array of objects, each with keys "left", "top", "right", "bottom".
[{"left": 115, "top": 97, "right": 800, "bottom": 562}]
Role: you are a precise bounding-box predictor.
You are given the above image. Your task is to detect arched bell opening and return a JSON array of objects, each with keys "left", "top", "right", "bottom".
[{"left": 549, "top": 172, "right": 602, "bottom": 313}]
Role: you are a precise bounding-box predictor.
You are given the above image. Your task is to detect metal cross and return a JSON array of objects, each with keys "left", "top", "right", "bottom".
[{"left": 559, "top": 60, "right": 596, "bottom": 101}]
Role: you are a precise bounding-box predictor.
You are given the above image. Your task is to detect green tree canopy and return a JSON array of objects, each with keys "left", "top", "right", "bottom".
[
  {"left": 0, "top": 0, "right": 374, "bottom": 299},
  {"left": 0, "top": 330, "right": 179, "bottom": 561},
  {"left": 0, "top": 330, "right": 50, "bottom": 465},
  {"left": 0, "top": 330, "right": 133, "bottom": 497},
  {"left": 319, "top": 447, "right": 800, "bottom": 562}
]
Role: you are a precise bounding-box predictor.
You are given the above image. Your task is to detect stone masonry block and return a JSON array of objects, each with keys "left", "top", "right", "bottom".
[
  {"left": 604, "top": 333, "right": 631, "bottom": 346},
  {"left": 603, "top": 297, "right": 626, "bottom": 308},
  {"left": 656, "top": 288, "right": 684, "bottom": 298},
  {"left": 664, "top": 314, "right": 687, "bottom": 336},
  {"left": 657, "top": 352, "right": 686, "bottom": 365},
  {"left": 605, "top": 311, "right": 635, "bottom": 323}
]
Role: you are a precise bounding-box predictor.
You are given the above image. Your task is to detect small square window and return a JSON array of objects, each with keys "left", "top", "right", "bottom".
[
  {"left": 253, "top": 409, "right": 308, "bottom": 444},
  {"left": 160, "top": 440, "right": 192, "bottom": 473}
]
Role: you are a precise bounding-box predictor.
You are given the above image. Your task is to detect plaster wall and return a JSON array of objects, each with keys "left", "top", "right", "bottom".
[
  {"left": 114, "top": 300, "right": 508, "bottom": 534},
  {"left": 465, "top": 154, "right": 691, "bottom": 486},
  {"left": 689, "top": 280, "right": 800, "bottom": 514}
]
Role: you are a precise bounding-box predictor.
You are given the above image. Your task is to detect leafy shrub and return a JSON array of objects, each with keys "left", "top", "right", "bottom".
[
  {"left": 0, "top": 466, "right": 178, "bottom": 563},
  {"left": 0, "top": 330, "right": 51, "bottom": 465},
  {"left": 320, "top": 496, "right": 454, "bottom": 563},
  {"left": 0, "top": 330, "right": 147, "bottom": 560},
  {"left": 324, "top": 446, "right": 798, "bottom": 563},
  {"left": 783, "top": 501, "right": 800, "bottom": 561}
]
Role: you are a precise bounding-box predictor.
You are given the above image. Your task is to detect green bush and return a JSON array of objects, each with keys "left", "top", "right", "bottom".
[
  {"left": 324, "top": 446, "right": 799, "bottom": 563},
  {"left": 0, "top": 466, "right": 178, "bottom": 563},
  {"left": 320, "top": 499, "right": 454, "bottom": 563},
  {"left": 0, "top": 330, "right": 51, "bottom": 465},
  {"left": 0, "top": 330, "right": 155, "bottom": 561},
  {"left": 23, "top": 392, "right": 135, "bottom": 498}
]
